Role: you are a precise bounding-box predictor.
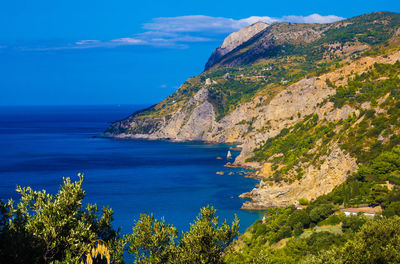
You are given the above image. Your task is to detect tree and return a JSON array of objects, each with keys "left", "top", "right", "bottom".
[
  {"left": 173, "top": 206, "right": 239, "bottom": 264},
  {"left": 293, "top": 222, "right": 304, "bottom": 237},
  {"left": 0, "top": 175, "right": 124, "bottom": 264},
  {"left": 305, "top": 217, "right": 400, "bottom": 264},
  {"left": 309, "top": 204, "right": 333, "bottom": 223},
  {"left": 288, "top": 209, "right": 310, "bottom": 229},
  {"left": 339, "top": 216, "right": 400, "bottom": 263},
  {"left": 298, "top": 198, "right": 309, "bottom": 205},
  {"left": 126, "top": 214, "right": 178, "bottom": 264},
  {"left": 126, "top": 206, "right": 239, "bottom": 264},
  {"left": 383, "top": 201, "right": 400, "bottom": 217},
  {"left": 341, "top": 215, "right": 367, "bottom": 233}
]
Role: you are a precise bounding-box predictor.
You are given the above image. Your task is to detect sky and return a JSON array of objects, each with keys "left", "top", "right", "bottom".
[{"left": 0, "top": 0, "right": 399, "bottom": 105}]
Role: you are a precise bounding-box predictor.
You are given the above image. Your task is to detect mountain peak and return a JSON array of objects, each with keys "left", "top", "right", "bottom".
[{"left": 205, "top": 21, "right": 269, "bottom": 70}]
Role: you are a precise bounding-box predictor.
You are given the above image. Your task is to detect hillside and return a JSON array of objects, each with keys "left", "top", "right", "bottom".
[{"left": 105, "top": 11, "right": 400, "bottom": 209}]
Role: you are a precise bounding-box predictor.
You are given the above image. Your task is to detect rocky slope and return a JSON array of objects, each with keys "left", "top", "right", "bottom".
[
  {"left": 106, "top": 12, "right": 400, "bottom": 209},
  {"left": 205, "top": 21, "right": 269, "bottom": 70}
]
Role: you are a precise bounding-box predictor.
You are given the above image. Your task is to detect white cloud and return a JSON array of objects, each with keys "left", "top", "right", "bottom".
[
  {"left": 17, "top": 13, "right": 345, "bottom": 51},
  {"left": 75, "top": 40, "right": 100, "bottom": 45},
  {"left": 281, "top": 14, "right": 345, "bottom": 24},
  {"left": 71, "top": 32, "right": 212, "bottom": 50},
  {"left": 143, "top": 14, "right": 345, "bottom": 33},
  {"left": 111, "top": 38, "right": 146, "bottom": 44},
  {"left": 144, "top": 15, "right": 240, "bottom": 33}
]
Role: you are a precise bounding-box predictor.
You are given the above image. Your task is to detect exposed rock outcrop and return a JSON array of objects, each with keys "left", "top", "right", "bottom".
[
  {"left": 240, "top": 144, "right": 358, "bottom": 209},
  {"left": 205, "top": 22, "right": 269, "bottom": 70},
  {"left": 108, "top": 87, "right": 218, "bottom": 141}
]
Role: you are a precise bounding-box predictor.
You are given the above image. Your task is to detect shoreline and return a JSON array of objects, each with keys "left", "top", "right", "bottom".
[{"left": 97, "top": 132, "right": 243, "bottom": 146}]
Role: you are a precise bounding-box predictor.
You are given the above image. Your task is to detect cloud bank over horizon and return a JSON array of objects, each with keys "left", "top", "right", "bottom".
[{"left": 14, "top": 14, "right": 345, "bottom": 51}]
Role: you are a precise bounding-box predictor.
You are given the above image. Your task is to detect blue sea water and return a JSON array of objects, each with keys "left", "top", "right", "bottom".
[{"left": 0, "top": 105, "right": 262, "bottom": 234}]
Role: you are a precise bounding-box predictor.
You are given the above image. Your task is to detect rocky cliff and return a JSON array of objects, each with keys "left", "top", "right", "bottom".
[
  {"left": 106, "top": 12, "right": 400, "bottom": 209},
  {"left": 205, "top": 21, "right": 269, "bottom": 70}
]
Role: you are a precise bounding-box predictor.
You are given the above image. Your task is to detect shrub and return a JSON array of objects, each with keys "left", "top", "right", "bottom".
[
  {"left": 293, "top": 223, "right": 304, "bottom": 236},
  {"left": 299, "top": 198, "right": 310, "bottom": 205},
  {"left": 309, "top": 204, "right": 334, "bottom": 223},
  {"left": 288, "top": 209, "right": 311, "bottom": 228},
  {"left": 382, "top": 201, "right": 400, "bottom": 217},
  {"left": 341, "top": 215, "right": 367, "bottom": 233}
]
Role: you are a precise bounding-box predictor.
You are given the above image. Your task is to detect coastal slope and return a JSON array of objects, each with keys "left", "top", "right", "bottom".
[{"left": 106, "top": 12, "right": 400, "bottom": 209}]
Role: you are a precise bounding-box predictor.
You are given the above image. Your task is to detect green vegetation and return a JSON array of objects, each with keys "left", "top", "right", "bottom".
[
  {"left": 310, "top": 145, "right": 400, "bottom": 208},
  {"left": 126, "top": 206, "right": 238, "bottom": 264},
  {"left": 0, "top": 175, "right": 124, "bottom": 264},
  {"left": 321, "top": 12, "right": 400, "bottom": 45},
  {"left": 202, "top": 12, "right": 400, "bottom": 120},
  {"left": 334, "top": 62, "right": 400, "bottom": 164},
  {"left": 0, "top": 176, "right": 238, "bottom": 264},
  {"left": 247, "top": 114, "right": 335, "bottom": 182},
  {"left": 207, "top": 77, "right": 268, "bottom": 121},
  {"left": 203, "top": 54, "right": 326, "bottom": 120},
  {"left": 216, "top": 36, "right": 400, "bottom": 262},
  {"left": 5, "top": 171, "right": 400, "bottom": 264},
  {"left": 6, "top": 11, "right": 400, "bottom": 264},
  {"left": 225, "top": 139, "right": 400, "bottom": 263},
  {"left": 303, "top": 217, "right": 400, "bottom": 264},
  {"left": 5, "top": 137, "right": 400, "bottom": 264},
  {"left": 331, "top": 61, "right": 400, "bottom": 108},
  {"left": 246, "top": 61, "right": 400, "bottom": 183}
]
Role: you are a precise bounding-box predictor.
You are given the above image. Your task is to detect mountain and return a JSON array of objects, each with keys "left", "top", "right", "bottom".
[
  {"left": 105, "top": 11, "right": 400, "bottom": 209},
  {"left": 205, "top": 21, "right": 269, "bottom": 70}
]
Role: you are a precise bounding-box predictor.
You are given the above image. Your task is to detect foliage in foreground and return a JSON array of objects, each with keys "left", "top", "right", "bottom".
[
  {"left": 0, "top": 175, "right": 124, "bottom": 264},
  {"left": 0, "top": 176, "right": 239, "bottom": 264},
  {"left": 2, "top": 142, "right": 400, "bottom": 264},
  {"left": 126, "top": 207, "right": 239, "bottom": 264}
]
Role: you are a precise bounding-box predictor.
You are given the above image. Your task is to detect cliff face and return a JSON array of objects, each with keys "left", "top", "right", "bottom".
[
  {"left": 109, "top": 87, "right": 218, "bottom": 141},
  {"left": 205, "top": 21, "right": 269, "bottom": 70},
  {"left": 240, "top": 144, "right": 358, "bottom": 209},
  {"left": 106, "top": 12, "right": 400, "bottom": 209}
]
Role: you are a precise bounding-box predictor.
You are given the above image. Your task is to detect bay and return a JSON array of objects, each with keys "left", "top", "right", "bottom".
[{"left": 0, "top": 105, "right": 262, "bottom": 234}]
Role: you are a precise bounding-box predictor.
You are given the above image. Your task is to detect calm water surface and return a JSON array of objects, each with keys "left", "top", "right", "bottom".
[{"left": 0, "top": 105, "right": 262, "bottom": 233}]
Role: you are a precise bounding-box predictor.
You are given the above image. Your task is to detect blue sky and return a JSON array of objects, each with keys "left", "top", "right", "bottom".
[{"left": 0, "top": 0, "right": 399, "bottom": 105}]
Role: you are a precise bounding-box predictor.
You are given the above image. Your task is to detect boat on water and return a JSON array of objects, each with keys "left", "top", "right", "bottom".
[{"left": 227, "top": 150, "right": 232, "bottom": 160}]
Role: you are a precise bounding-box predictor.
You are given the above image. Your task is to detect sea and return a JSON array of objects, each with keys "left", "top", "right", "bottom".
[{"left": 0, "top": 105, "right": 262, "bottom": 234}]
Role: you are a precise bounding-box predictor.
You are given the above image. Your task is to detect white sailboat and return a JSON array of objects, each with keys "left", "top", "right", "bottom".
[{"left": 227, "top": 150, "right": 232, "bottom": 160}]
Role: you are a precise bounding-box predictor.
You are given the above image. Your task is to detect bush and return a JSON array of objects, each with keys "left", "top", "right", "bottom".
[
  {"left": 274, "top": 225, "right": 292, "bottom": 243},
  {"left": 293, "top": 223, "right": 304, "bottom": 236},
  {"left": 0, "top": 175, "right": 124, "bottom": 264},
  {"left": 306, "top": 217, "right": 400, "bottom": 264},
  {"left": 318, "top": 215, "right": 341, "bottom": 226},
  {"left": 383, "top": 201, "right": 400, "bottom": 217},
  {"left": 341, "top": 215, "right": 367, "bottom": 233},
  {"left": 252, "top": 221, "right": 267, "bottom": 236},
  {"left": 309, "top": 204, "right": 334, "bottom": 223},
  {"left": 288, "top": 209, "right": 310, "bottom": 228},
  {"left": 299, "top": 198, "right": 310, "bottom": 205}
]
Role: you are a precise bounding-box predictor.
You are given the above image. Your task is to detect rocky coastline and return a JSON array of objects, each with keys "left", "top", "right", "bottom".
[{"left": 104, "top": 13, "right": 400, "bottom": 210}]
